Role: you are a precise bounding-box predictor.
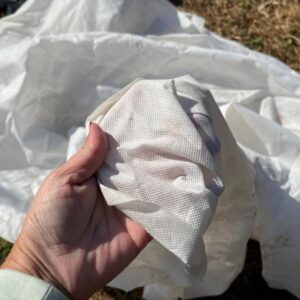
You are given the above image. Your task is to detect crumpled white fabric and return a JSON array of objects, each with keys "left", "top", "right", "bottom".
[
  {"left": 86, "top": 76, "right": 256, "bottom": 298},
  {"left": 87, "top": 76, "right": 225, "bottom": 278},
  {"left": 0, "top": 0, "right": 300, "bottom": 298}
]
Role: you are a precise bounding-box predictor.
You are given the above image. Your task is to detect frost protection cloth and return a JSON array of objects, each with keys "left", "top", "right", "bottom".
[
  {"left": 87, "top": 78, "right": 224, "bottom": 274},
  {"left": 86, "top": 76, "right": 256, "bottom": 297}
]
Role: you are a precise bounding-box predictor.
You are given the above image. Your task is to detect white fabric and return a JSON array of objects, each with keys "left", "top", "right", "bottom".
[
  {"left": 86, "top": 76, "right": 256, "bottom": 298},
  {"left": 87, "top": 76, "right": 225, "bottom": 277},
  {"left": 0, "top": 0, "right": 300, "bottom": 299}
]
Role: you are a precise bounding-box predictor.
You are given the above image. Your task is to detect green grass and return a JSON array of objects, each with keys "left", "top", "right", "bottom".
[{"left": 0, "top": 239, "right": 13, "bottom": 264}]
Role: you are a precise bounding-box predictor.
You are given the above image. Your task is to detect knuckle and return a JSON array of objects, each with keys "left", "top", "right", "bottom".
[
  {"left": 45, "top": 170, "right": 58, "bottom": 183},
  {"left": 46, "top": 167, "right": 70, "bottom": 187}
]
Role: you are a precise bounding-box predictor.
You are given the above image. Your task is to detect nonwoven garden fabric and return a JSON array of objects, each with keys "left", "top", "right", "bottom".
[
  {"left": 87, "top": 77, "right": 225, "bottom": 277},
  {"left": 86, "top": 76, "right": 256, "bottom": 298},
  {"left": 1, "top": 0, "right": 300, "bottom": 298}
]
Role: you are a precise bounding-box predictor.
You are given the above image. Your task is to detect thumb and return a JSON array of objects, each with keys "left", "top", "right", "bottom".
[{"left": 58, "top": 123, "right": 108, "bottom": 183}]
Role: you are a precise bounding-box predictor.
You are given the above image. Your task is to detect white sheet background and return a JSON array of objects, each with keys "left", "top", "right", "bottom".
[{"left": 0, "top": 0, "right": 300, "bottom": 299}]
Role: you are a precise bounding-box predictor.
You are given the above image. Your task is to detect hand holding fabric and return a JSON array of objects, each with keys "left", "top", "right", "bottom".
[{"left": 1, "top": 123, "right": 151, "bottom": 300}]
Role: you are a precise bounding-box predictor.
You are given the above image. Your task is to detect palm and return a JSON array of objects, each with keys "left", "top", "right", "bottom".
[
  {"left": 83, "top": 195, "right": 148, "bottom": 292},
  {"left": 26, "top": 177, "right": 149, "bottom": 300}
]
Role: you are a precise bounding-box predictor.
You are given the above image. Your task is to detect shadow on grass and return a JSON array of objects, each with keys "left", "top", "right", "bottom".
[{"left": 200, "top": 240, "right": 297, "bottom": 300}]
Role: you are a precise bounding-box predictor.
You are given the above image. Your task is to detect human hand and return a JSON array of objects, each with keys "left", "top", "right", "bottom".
[{"left": 1, "top": 123, "right": 151, "bottom": 299}]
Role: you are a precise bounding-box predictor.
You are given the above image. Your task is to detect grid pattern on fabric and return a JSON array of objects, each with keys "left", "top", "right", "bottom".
[{"left": 94, "top": 78, "right": 224, "bottom": 266}]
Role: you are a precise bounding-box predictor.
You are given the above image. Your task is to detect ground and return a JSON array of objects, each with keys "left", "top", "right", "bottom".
[
  {"left": 176, "top": 0, "right": 300, "bottom": 72},
  {"left": 0, "top": 0, "right": 299, "bottom": 299}
]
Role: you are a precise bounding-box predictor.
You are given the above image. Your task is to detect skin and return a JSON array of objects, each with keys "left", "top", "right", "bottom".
[{"left": 1, "top": 123, "right": 151, "bottom": 300}]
